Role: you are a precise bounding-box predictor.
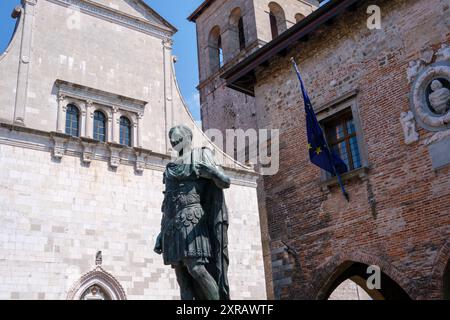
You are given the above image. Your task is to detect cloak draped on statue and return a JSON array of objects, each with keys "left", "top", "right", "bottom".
[{"left": 163, "top": 147, "right": 230, "bottom": 300}]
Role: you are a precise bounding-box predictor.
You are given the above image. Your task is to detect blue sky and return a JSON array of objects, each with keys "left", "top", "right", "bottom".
[{"left": 0, "top": 0, "right": 204, "bottom": 120}]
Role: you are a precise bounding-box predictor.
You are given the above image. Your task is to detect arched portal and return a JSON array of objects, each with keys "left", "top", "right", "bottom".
[
  {"left": 319, "top": 262, "right": 411, "bottom": 300},
  {"left": 67, "top": 267, "right": 127, "bottom": 300},
  {"left": 443, "top": 260, "right": 450, "bottom": 300}
]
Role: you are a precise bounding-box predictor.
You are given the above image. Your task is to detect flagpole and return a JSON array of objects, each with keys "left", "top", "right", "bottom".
[{"left": 290, "top": 57, "right": 350, "bottom": 202}]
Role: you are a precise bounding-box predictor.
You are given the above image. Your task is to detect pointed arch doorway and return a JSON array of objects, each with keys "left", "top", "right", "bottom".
[
  {"left": 67, "top": 267, "right": 127, "bottom": 300},
  {"left": 320, "top": 262, "right": 411, "bottom": 300}
]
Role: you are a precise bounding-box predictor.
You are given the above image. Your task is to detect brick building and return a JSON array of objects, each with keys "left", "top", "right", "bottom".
[
  {"left": 188, "top": 0, "right": 319, "bottom": 154},
  {"left": 194, "top": 0, "right": 450, "bottom": 299}
]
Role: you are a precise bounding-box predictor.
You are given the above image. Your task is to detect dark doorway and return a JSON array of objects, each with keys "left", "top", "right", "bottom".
[
  {"left": 321, "top": 262, "right": 411, "bottom": 300},
  {"left": 443, "top": 260, "right": 450, "bottom": 300}
]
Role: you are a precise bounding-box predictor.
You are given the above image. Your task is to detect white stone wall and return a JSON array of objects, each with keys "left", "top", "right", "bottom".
[
  {"left": 0, "top": 9, "right": 21, "bottom": 122},
  {"left": 0, "top": 127, "right": 267, "bottom": 300},
  {"left": 0, "top": 0, "right": 266, "bottom": 300},
  {"left": 253, "top": 0, "right": 317, "bottom": 44}
]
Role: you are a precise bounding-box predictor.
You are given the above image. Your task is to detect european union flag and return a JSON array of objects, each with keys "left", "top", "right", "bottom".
[{"left": 291, "top": 58, "right": 349, "bottom": 201}]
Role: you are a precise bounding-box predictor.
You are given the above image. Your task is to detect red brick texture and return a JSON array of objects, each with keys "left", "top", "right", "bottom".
[{"left": 250, "top": 0, "right": 450, "bottom": 299}]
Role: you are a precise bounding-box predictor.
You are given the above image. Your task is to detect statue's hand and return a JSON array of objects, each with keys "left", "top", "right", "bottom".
[
  {"left": 154, "top": 233, "right": 163, "bottom": 255},
  {"left": 197, "top": 163, "right": 230, "bottom": 189},
  {"left": 196, "top": 162, "right": 215, "bottom": 179}
]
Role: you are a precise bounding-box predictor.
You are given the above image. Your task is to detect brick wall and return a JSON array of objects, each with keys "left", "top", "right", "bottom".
[{"left": 251, "top": 0, "right": 450, "bottom": 299}]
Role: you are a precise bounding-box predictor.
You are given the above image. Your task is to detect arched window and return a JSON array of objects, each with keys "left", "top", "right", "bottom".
[
  {"left": 230, "top": 8, "right": 246, "bottom": 52},
  {"left": 269, "top": 2, "right": 287, "bottom": 39},
  {"left": 119, "top": 116, "right": 131, "bottom": 147},
  {"left": 269, "top": 11, "right": 278, "bottom": 39},
  {"left": 218, "top": 35, "right": 224, "bottom": 67},
  {"left": 295, "top": 13, "right": 306, "bottom": 23},
  {"left": 208, "top": 26, "right": 223, "bottom": 73},
  {"left": 93, "top": 110, "right": 106, "bottom": 142},
  {"left": 65, "top": 104, "right": 80, "bottom": 137},
  {"left": 238, "top": 17, "right": 246, "bottom": 50}
]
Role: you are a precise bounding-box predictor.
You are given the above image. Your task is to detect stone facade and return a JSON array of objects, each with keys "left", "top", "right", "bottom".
[
  {"left": 219, "top": 0, "right": 450, "bottom": 299},
  {"left": 0, "top": 0, "right": 266, "bottom": 300},
  {"left": 191, "top": 0, "right": 318, "bottom": 157},
  {"left": 190, "top": 0, "right": 320, "bottom": 299}
]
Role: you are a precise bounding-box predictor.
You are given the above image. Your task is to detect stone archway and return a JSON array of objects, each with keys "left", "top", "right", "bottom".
[
  {"left": 313, "top": 251, "right": 413, "bottom": 300},
  {"left": 67, "top": 266, "right": 127, "bottom": 300},
  {"left": 320, "top": 262, "right": 410, "bottom": 300},
  {"left": 443, "top": 260, "right": 450, "bottom": 300},
  {"left": 429, "top": 241, "right": 450, "bottom": 299}
]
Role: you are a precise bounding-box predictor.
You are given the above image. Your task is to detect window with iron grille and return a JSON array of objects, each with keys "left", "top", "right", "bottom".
[{"left": 65, "top": 104, "right": 80, "bottom": 137}]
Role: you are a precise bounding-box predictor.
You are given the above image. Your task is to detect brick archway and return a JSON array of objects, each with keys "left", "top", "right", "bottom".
[
  {"left": 313, "top": 251, "right": 415, "bottom": 300},
  {"left": 429, "top": 241, "right": 450, "bottom": 299}
]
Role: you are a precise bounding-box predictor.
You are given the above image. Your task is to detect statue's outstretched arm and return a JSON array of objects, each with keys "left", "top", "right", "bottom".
[
  {"left": 195, "top": 148, "right": 231, "bottom": 189},
  {"left": 197, "top": 163, "right": 231, "bottom": 189}
]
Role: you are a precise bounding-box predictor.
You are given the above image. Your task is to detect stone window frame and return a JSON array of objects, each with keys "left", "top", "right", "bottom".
[
  {"left": 67, "top": 266, "right": 127, "bottom": 300},
  {"left": 268, "top": 2, "right": 287, "bottom": 39},
  {"left": 315, "top": 90, "right": 370, "bottom": 188},
  {"left": 65, "top": 103, "right": 82, "bottom": 137},
  {"left": 93, "top": 109, "right": 107, "bottom": 142},
  {"left": 229, "top": 7, "right": 246, "bottom": 54},
  {"left": 55, "top": 80, "right": 146, "bottom": 148},
  {"left": 92, "top": 106, "right": 112, "bottom": 143},
  {"left": 208, "top": 26, "right": 223, "bottom": 75}
]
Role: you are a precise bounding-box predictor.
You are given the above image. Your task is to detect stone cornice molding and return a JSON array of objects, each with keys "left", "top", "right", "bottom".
[
  {"left": 56, "top": 80, "right": 147, "bottom": 115},
  {"left": 0, "top": 122, "right": 258, "bottom": 186},
  {"left": 46, "top": 0, "right": 174, "bottom": 39}
]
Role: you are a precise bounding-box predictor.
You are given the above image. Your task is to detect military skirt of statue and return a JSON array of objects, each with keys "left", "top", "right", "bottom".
[{"left": 161, "top": 174, "right": 212, "bottom": 266}]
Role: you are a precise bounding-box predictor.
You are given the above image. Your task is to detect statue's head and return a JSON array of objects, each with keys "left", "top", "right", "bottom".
[
  {"left": 169, "top": 125, "right": 193, "bottom": 152},
  {"left": 431, "top": 80, "right": 443, "bottom": 92}
]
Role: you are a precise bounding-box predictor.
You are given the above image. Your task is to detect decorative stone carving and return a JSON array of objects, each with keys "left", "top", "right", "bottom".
[
  {"left": 400, "top": 111, "right": 419, "bottom": 145},
  {"left": 108, "top": 143, "right": 123, "bottom": 169},
  {"left": 420, "top": 48, "right": 434, "bottom": 65},
  {"left": 50, "top": 132, "right": 69, "bottom": 159},
  {"left": 95, "top": 251, "right": 102, "bottom": 266},
  {"left": 409, "top": 61, "right": 450, "bottom": 133},
  {"left": 407, "top": 60, "right": 424, "bottom": 84},
  {"left": 424, "top": 129, "right": 450, "bottom": 146},
  {"left": 67, "top": 266, "right": 127, "bottom": 300},
  {"left": 81, "top": 285, "right": 108, "bottom": 300},
  {"left": 134, "top": 149, "right": 146, "bottom": 173},
  {"left": 429, "top": 80, "right": 450, "bottom": 115},
  {"left": 81, "top": 138, "right": 98, "bottom": 163},
  {"left": 436, "top": 44, "right": 450, "bottom": 62}
]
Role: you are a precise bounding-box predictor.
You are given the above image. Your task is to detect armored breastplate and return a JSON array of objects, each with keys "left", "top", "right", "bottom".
[{"left": 162, "top": 177, "right": 208, "bottom": 230}]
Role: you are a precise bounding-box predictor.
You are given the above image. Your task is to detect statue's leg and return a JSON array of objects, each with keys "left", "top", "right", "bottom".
[
  {"left": 185, "top": 260, "right": 220, "bottom": 300},
  {"left": 174, "top": 265, "right": 195, "bottom": 300}
]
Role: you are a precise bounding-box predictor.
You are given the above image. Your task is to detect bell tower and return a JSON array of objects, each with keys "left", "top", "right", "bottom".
[{"left": 189, "top": 0, "right": 319, "bottom": 157}]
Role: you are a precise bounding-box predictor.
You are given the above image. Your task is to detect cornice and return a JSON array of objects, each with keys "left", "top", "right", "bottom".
[{"left": 46, "top": 0, "right": 174, "bottom": 39}]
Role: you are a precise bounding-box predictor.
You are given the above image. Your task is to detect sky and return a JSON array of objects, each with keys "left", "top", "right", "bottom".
[{"left": 0, "top": 0, "right": 204, "bottom": 120}]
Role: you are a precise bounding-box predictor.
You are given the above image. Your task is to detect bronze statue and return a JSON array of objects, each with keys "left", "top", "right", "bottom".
[{"left": 154, "top": 125, "right": 231, "bottom": 300}]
